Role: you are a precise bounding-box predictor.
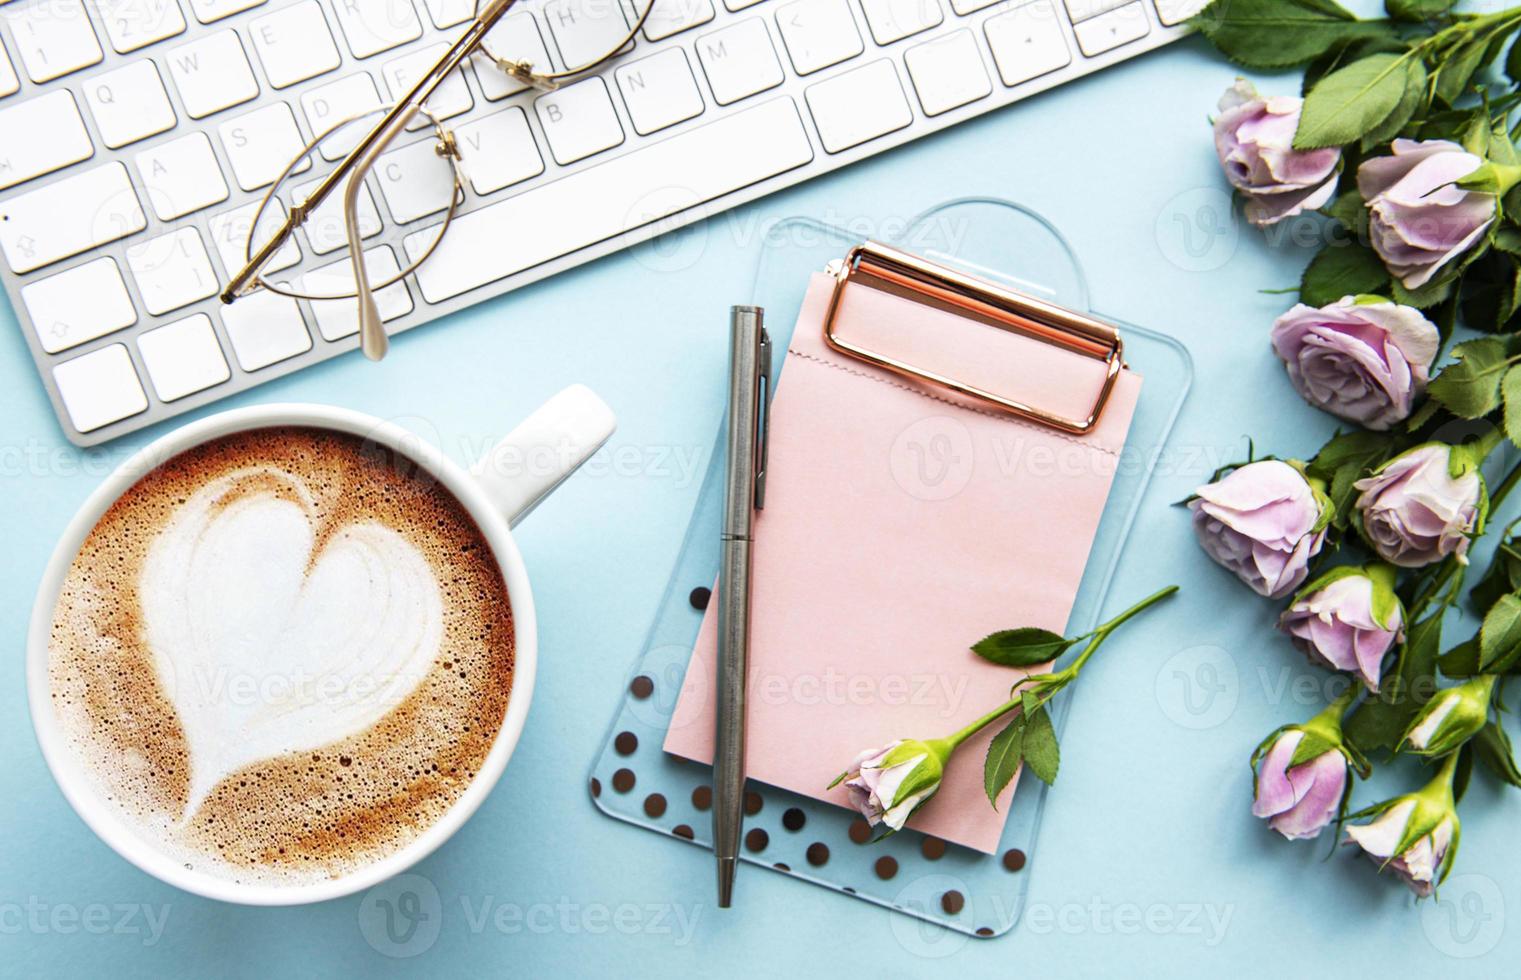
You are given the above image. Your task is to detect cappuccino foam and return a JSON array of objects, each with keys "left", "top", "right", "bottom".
[{"left": 48, "top": 427, "right": 514, "bottom": 887}]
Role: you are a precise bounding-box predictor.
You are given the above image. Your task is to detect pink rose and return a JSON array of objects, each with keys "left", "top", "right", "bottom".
[
  {"left": 1354, "top": 444, "right": 1483, "bottom": 568},
  {"left": 1190, "top": 460, "right": 1328, "bottom": 598},
  {"left": 1214, "top": 79, "right": 1340, "bottom": 227},
  {"left": 1358, "top": 139, "right": 1496, "bottom": 289},
  {"left": 1270, "top": 297, "right": 1439, "bottom": 430},
  {"left": 1279, "top": 566, "right": 1403, "bottom": 691},
  {"left": 1252, "top": 729, "right": 1349, "bottom": 840}
]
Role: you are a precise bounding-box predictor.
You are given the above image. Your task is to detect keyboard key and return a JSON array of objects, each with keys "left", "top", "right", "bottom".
[
  {"left": 949, "top": 0, "right": 997, "bottom": 12},
  {"left": 859, "top": 0, "right": 942, "bottom": 45},
  {"left": 187, "top": 0, "right": 268, "bottom": 23},
  {"left": 1154, "top": 0, "right": 1207, "bottom": 25},
  {"left": 535, "top": 77, "right": 625, "bottom": 166},
  {"left": 0, "top": 163, "right": 146, "bottom": 274},
  {"left": 543, "top": 0, "right": 630, "bottom": 72},
  {"left": 221, "top": 290, "right": 311, "bottom": 370},
  {"left": 1072, "top": 1, "right": 1149, "bottom": 55},
  {"left": 404, "top": 98, "right": 813, "bottom": 302},
  {"left": 904, "top": 29, "right": 990, "bottom": 116},
  {"left": 0, "top": 90, "right": 94, "bottom": 191},
  {"left": 219, "top": 102, "right": 310, "bottom": 191},
  {"left": 301, "top": 72, "right": 382, "bottom": 158},
  {"left": 209, "top": 200, "right": 301, "bottom": 276},
  {"left": 332, "top": 0, "right": 423, "bottom": 58},
  {"left": 376, "top": 136, "right": 464, "bottom": 222},
  {"left": 250, "top": 1, "right": 342, "bottom": 88},
  {"left": 616, "top": 47, "right": 704, "bottom": 135},
  {"left": 291, "top": 175, "right": 382, "bottom": 253},
  {"left": 5, "top": 0, "right": 104, "bottom": 83},
  {"left": 776, "top": 0, "right": 862, "bottom": 75},
  {"left": 1062, "top": 0, "right": 1131, "bottom": 20},
  {"left": 303, "top": 246, "right": 413, "bottom": 341},
  {"left": 643, "top": 0, "right": 715, "bottom": 40},
  {"left": 126, "top": 227, "right": 219, "bottom": 314},
  {"left": 167, "top": 30, "right": 260, "bottom": 118},
  {"left": 22, "top": 257, "right": 137, "bottom": 354},
  {"left": 455, "top": 107, "right": 545, "bottom": 194},
  {"left": 725, "top": 0, "right": 767, "bottom": 8},
  {"left": 137, "top": 313, "right": 231, "bottom": 400},
  {"left": 695, "top": 18, "right": 784, "bottom": 105},
  {"left": 805, "top": 58, "right": 911, "bottom": 153},
  {"left": 0, "top": 39, "right": 18, "bottom": 97},
  {"left": 94, "top": 0, "right": 187, "bottom": 52},
  {"left": 473, "top": 12, "right": 551, "bottom": 99},
  {"left": 83, "top": 61, "right": 177, "bottom": 148},
  {"left": 422, "top": 0, "right": 474, "bottom": 29},
  {"left": 52, "top": 344, "right": 148, "bottom": 432},
  {"left": 384, "top": 43, "right": 473, "bottom": 124},
  {"left": 985, "top": 2, "right": 1070, "bottom": 87},
  {"left": 135, "top": 132, "right": 230, "bottom": 219}
]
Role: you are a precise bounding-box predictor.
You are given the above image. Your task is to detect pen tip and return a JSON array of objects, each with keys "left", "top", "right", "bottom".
[{"left": 717, "top": 858, "right": 736, "bottom": 909}]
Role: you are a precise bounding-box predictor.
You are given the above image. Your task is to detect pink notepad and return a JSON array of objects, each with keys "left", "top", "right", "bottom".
[{"left": 664, "top": 272, "right": 1141, "bottom": 853}]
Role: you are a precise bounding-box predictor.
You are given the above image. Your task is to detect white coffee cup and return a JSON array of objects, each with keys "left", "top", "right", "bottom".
[{"left": 26, "top": 385, "right": 616, "bottom": 906}]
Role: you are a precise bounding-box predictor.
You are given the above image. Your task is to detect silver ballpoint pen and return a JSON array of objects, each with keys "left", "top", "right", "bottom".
[{"left": 715, "top": 305, "right": 770, "bottom": 909}]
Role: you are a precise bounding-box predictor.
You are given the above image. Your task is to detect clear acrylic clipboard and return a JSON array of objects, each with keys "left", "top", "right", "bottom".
[{"left": 589, "top": 199, "right": 1193, "bottom": 937}]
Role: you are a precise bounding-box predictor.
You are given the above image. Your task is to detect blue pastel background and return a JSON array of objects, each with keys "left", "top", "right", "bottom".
[{"left": 4, "top": 29, "right": 1518, "bottom": 977}]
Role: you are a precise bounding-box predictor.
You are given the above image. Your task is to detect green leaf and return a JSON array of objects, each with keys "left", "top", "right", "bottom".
[
  {"left": 1288, "top": 730, "right": 1337, "bottom": 767},
  {"left": 1391, "top": 271, "right": 1456, "bottom": 309},
  {"left": 1434, "top": 39, "right": 1493, "bottom": 107},
  {"left": 1346, "top": 605, "right": 1444, "bottom": 754},
  {"left": 1296, "top": 53, "right": 1411, "bottom": 150},
  {"left": 1020, "top": 696, "right": 1060, "bottom": 786},
  {"left": 1192, "top": 0, "right": 1395, "bottom": 70},
  {"left": 983, "top": 716, "right": 1025, "bottom": 807},
  {"left": 1471, "top": 527, "right": 1521, "bottom": 612},
  {"left": 1481, "top": 594, "right": 1521, "bottom": 669},
  {"left": 1508, "top": 37, "right": 1521, "bottom": 86},
  {"left": 1323, "top": 190, "right": 1369, "bottom": 236},
  {"left": 1460, "top": 249, "right": 1521, "bottom": 333},
  {"left": 1386, "top": 0, "right": 1456, "bottom": 19},
  {"left": 1299, "top": 242, "right": 1390, "bottom": 306},
  {"left": 1304, "top": 34, "right": 1411, "bottom": 95},
  {"left": 1474, "top": 721, "right": 1521, "bottom": 787},
  {"left": 972, "top": 628, "right": 1073, "bottom": 667},
  {"left": 1505, "top": 365, "right": 1521, "bottom": 448},
  {"left": 1361, "top": 59, "right": 1427, "bottom": 150},
  {"left": 1427, "top": 337, "right": 1510, "bottom": 418},
  {"left": 1439, "top": 636, "right": 1481, "bottom": 677}
]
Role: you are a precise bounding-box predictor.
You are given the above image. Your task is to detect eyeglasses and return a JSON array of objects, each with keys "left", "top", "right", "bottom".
[{"left": 218, "top": 0, "right": 655, "bottom": 361}]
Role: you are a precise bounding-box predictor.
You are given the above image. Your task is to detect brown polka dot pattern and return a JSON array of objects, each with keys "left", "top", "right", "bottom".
[
  {"left": 847, "top": 820, "right": 871, "bottom": 844},
  {"left": 672, "top": 824, "right": 694, "bottom": 840},
  {"left": 1002, "top": 848, "right": 1026, "bottom": 872},
  {"left": 614, "top": 731, "right": 638, "bottom": 755},
  {"left": 781, "top": 807, "right": 805, "bottom": 832},
  {"left": 629, "top": 675, "right": 654, "bottom": 699},
  {"left": 874, "top": 856, "right": 897, "bottom": 880},
  {"left": 744, "top": 828, "right": 768, "bottom": 852},
  {"left": 806, "top": 842, "right": 830, "bottom": 866},
  {"left": 941, "top": 891, "right": 965, "bottom": 914},
  {"left": 643, "top": 793, "right": 666, "bottom": 818},
  {"left": 691, "top": 785, "right": 712, "bottom": 811},
  {"left": 589, "top": 778, "right": 601, "bottom": 798},
  {"left": 976, "top": 927, "right": 994, "bottom": 937},
  {"left": 743, "top": 791, "right": 762, "bottom": 816},
  {"left": 611, "top": 769, "right": 635, "bottom": 793},
  {"left": 688, "top": 586, "right": 711, "bottom": 610},
  {"left": 921, "top": 836, "right": 946, "bottom": 860}
]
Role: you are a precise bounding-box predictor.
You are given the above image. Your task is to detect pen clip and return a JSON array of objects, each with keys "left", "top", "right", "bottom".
[{"left": 754, "top": 326, "right": 771, "bottom": 511}]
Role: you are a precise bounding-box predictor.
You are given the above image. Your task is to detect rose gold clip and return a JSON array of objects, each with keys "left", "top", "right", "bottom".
[{"left": 821, "top": 242, "right": 1125, "bottom": 435}]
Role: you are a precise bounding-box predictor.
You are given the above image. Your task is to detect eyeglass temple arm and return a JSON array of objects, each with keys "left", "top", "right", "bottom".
[
  {"left": 345, "top": 104, "right": 427, "bottom": 361},
  {"left": 218, "top": 0, "right": 519, "bottom": 303}
]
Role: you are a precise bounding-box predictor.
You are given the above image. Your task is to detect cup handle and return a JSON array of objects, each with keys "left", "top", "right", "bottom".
[{"left": 471, "top": 384, "right": 616, "bottom": 528}]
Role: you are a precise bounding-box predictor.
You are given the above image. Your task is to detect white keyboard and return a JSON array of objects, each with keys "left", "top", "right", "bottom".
[{"left": 0, "top": 0, "right": 1201, "bottom": 445}]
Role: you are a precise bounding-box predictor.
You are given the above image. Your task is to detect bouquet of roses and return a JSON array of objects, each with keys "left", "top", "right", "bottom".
[{"left": 1190, "top": 0, "right": 1521, "bottom": 897}]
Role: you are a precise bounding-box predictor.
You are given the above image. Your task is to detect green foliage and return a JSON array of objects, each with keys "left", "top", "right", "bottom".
[{"left": 1191, "top": 0, "right": 1395, "bottom": 70}]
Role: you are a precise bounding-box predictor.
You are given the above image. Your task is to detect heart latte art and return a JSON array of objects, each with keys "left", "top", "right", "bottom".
[{"left": 48, "top": 428, "right": 514, "bottom": 886}]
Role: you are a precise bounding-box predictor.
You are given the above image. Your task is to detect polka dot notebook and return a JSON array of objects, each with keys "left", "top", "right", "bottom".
[{"left": 590, "top": 204, "right": 1192, "bottom": 937}]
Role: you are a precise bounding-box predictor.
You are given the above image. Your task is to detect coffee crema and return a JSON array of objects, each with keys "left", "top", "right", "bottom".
[{"left": 48, "top": 427, "right": 515, "bottom": 886}]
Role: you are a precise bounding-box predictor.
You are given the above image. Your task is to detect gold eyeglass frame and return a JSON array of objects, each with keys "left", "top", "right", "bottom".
[{"left": 219, "top": 0, "right": 657, "bottom": 362}]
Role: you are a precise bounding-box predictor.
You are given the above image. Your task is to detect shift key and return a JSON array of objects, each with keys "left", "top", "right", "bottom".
[{"left": 0, "top": 163, "right": 147, "bottom": 273}]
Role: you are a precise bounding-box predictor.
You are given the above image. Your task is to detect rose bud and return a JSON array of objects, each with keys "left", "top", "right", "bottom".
[
  {"left": 1213, "top": 79, "right": 1340, "bottom": 227},
  {"left": 1354, "top": 443, "right": 1486, "bottom": 568},
  {"left": 1358, "top": 139, "right": 1496, "bottom": 289},
  {"left": 830, "top": 738, "right": 949, "bottom": 832},
  {"left": 1269, "top": 297, "right": 1439, "bottom": 430},
  {"left": 1190, "top": 459, "right": 1329, "bottom": 598},
  {"left": 1344, "top": 755, "right": 1461, "bottom": 898},
  {"left": 1404, "top": 675, "right": 1495, "bottom": 756},
  {"left": 1279, "top": 564, "right": 1404, "bottom": 691},
  {"left": 1251, "top": 691, "right": 1362, "bottom": 840}
]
